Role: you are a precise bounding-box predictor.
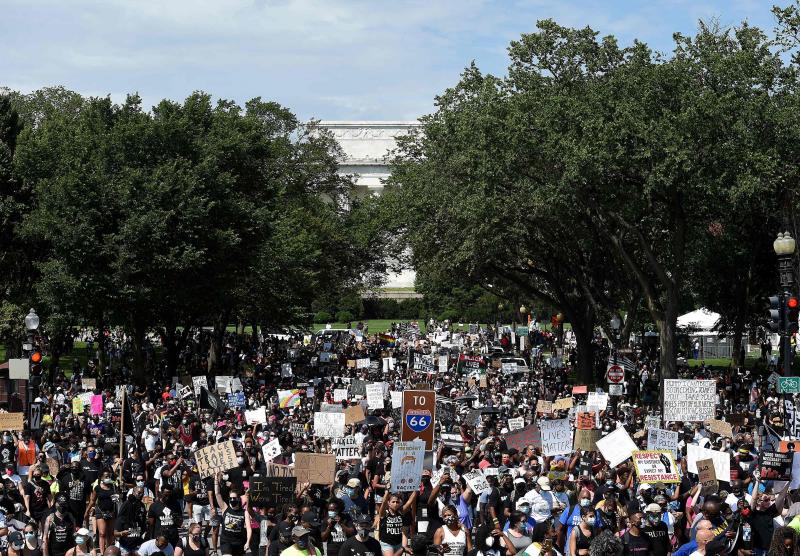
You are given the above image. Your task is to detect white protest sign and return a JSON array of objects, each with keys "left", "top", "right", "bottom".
[
  {"left": 333, "top": 389, "right": 348, "bottom": 403},
  {"left": 390, "top": 391, "right": 403, "bottom": 408},
  {"left": 281, "top": 363, "right": 293, "bottom": 377},
  {"left": 306, "top": 387, "right": 315, "bottom": 399},
  {"left": 539, "top": 419, "right": 573, "bottom": 457},
  {"left": 245, "top": 406, "right": 268, "bottom": 425},
  {"left": 391, "top": 441, "right": 425, "bottom": 492},
  {"left": 587, "top": 392, "right": 609, "bottom": 411},
  {"left": 508, "top": 417, "right": 525, "bottom": 432},
  {"left": 608, "top": 384, "right": 624, "bottom": 396},
  {"left": 463, "top": 470, "right": 491, "bottom": 494},
  {"left": 439, "top": 355, "right": 448, "bottom": 373},
  {"left": 313, "top": 412, "right": 346, "bottom": 438},
  {"left": 366, "top": 383, "right": 385, "bottom": 409},
  {"left": 179, "top": 386, "right": 193, "bottom": 399},
  {"left": 663, "top": 379, "right": 716, "bottom": 422},
  {"left": 647, "top": 428, "right": 678, "bottom": 458},
  {"left": 595, "top": 427, "right": 638, "bottom": 468},
  {"left": 193, "top": 376, "right": 207, "bottom": 397},
  {"left": 215, "top": 376, "right": 233, "bottom": 393},
  {"left": 686, "top": 443, "right": 731, "bottom": 482},
  {"left": 356, "top": 358, "right": 371, "bottom": 369},
  {"left": 261, "top": 438, "right": 282, "bottom": 462},
  {"left": 430, "top": 466, "right": 460, "bottom": 488},
  {"left": 382, "top": 358, "right": 395, "bottom": 373},
  {"left": 333, "top": 436, "right": 360, "bottom": 461}
]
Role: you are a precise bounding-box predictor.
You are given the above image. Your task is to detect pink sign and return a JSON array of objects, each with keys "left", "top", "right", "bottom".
[{"left": 90, "top": 395, "right": 104, "bottom": 415}]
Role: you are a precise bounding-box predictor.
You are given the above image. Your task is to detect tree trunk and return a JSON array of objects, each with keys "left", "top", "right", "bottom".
[
  {"left": 130, "top": 320, "right": 147, "bottom": 385},
  {"left": 572, "top": 324, "right": 595, "bottom": 386},
  {"left": 165, "top": 325, "right": 179, "bottom": 376},
  {"left": 657, "top": 300, "right": 679, "bottom": 380},
  {"left": 96, "top": 317, "right": 107, "bottom": 373},
  {"left": 208, "top": 311, "right": 229, "bottom": 372}
]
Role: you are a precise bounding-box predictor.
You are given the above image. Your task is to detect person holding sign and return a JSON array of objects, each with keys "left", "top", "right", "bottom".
[
  {"left": 213, "top": 474, "right": 251, "bottom": 556},
  {"left": 375, "top": 493, "right": 415, "bottom": 556}
]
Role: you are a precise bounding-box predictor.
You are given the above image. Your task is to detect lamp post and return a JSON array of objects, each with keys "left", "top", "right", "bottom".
[
  {"left": 774, "top": 232, "right": 796, "bottom": 376},
  {"left": 610, "top": 315, "right": 622, "bottom": 364},
  {"left": 24, "top": 309, "right": 39, "bottom": 424}
]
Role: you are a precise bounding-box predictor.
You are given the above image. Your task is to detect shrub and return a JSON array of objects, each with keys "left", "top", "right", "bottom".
[
  {"left": 314, "top": 311, "right": 333, "bottom": 323},
  {"left": 335, "top": 310, "right": 354, "bottom": 323}
]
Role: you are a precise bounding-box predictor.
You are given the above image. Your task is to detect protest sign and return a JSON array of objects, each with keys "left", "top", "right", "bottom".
[
  {"left": 366, "top": 383, "right": 385, "bottom": 409},
  {"left": 504, "top": 424, "right": 540, "bottom": 451},
  {"left": 8, "top": 359, "right": 28, "bottom": 380},
  {"left": 250, "top": 476, "right": 296, "bottom": 506},
  {"left": 72, "top": 397, "right": 84, "bottom": 415},
  {"left": 90, "top": 395, "right": 104, "bottom": 415},
  {"left": 294, "top": 453, "right": 336, "bottom": 485},
  {"left": 632, "top": 450, "right": 680, "bottom": 483},
  {"left": 196, "top": 440, "right": 237, "bottom": 478},
  {"left": 390, "top": 391, "right": 402, "bottom": 408},
  {"left": 463, "top": 470, "right": 491, "bottom": 494},
  {"left": 227, "top": 392, "right": 246, "bottom": 410},
  {"left": 758, "top": 450, "right": 793, "bottom": 481},
  {"left": 587, "top": 392, "right": 608, "bottom": 411},
  {"left": 46, "top": 458, "right": 59, "bottom": 476},
  {"left": 266, "top": 463, "right": 295, "bottom": 478},
  {"left": 179, "top": 386, "right": 192, "bottom": 399},
  {"left": 501, "top": 362, "right": 518, "bottom": 374},
  {"left": 314, "top": 412, "right": 345, "bottom": 438},
  {"left": 245, "top": 407, "right": 267, "bottom": 425},
  {"left": 572, "top": 385, "right": 588, "bottom": 394},
  {"left": 507, "top": 417, "right": 525, "bottom": 432},
  {"left": 595, "top": 427, "right": 638, "bottom": 468},
  {"left": 215, "top": 376, "right": 233, "bottom": 393},
  {"left": 686, "top": 444, "right": 731, "bottom": 482},
  {"left": 575, "top": 411, "right": 597, "bottom": 430},
  {"left": 390, "top": 441, "right": 425, "bottom": 492},
  {"left": 539, "top": 419, "right": 572, "bottom": 457},
  {"left": 0, "top": 413, "right": 24, "bottom": 431},
  {"left": 82, "top": 378, "right": 96, "bottom": 391},
  {"left": 321, "top": 403, "right": 344, "bottom": 413},
  {"left": 647, "top": 428, "right": 678, "bottom": 458},
  {"left": 333, "top": 389, "right": 348, "bottom": 403},
  {"left": 344, "top": 405, "right": 365, "bottom": 426},
  {"left": 401, "top": 390, "right": 435, "bottom": 450},
  {"left": 553, "top": 397, "right": 574, "bottom": 411},
  {"left": 441, "top": 433, "right": 465, "bottom": 450},
  {"left": 192, "top": 376, "right": 207, "bottom": 397},
  {"left": 705, "top": 419, "right": 733, "bottom": 438},
  {"left": 536, "top": 400, "right": 553, "bottom": 415},
  {"left": 697, "top": 458, "right": 718, "bottom": 494},
  {"left": 277, "top": 389, "right": 301, "bottom": 408},
  {"left": 573, "top": 429, "right": 601, "bottom": 451},
  {"left": 333, "top": 437, "right": 360, "bottom": 461},
  {"left": 608, "top": 384, "right": 624, "bottom": 396},
  {"left": 261, "top": 438, "right": 282, "bottom": 463},
  {"left": 351, "top": 380, "right": 368, "bottom": 397},
  {"left": 663, "top": 380, "right": 716, "bottom": 422},
  {"left": 645, "top": 415, "right": 662, "bottom": 430}
]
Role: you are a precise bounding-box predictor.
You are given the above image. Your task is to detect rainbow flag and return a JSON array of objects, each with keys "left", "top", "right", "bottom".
[
  {"left": 278, "top": 389, "right": 301, "bottom": 408},
  {"left": 379, "top": 334, "right": 396, "bottom": 347}
]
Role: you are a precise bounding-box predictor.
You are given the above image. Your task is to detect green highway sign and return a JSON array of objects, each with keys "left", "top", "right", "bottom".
[{"left": 779, "top": 377, "right": 800, "bottom": 394}]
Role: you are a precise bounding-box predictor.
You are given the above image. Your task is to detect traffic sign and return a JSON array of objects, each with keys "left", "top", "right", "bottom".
[
  {"left": 401, "top": 390, "right": 435, "bottom": 450},
  {"left": 779, "top": 377, "right": 800, "bottom": 394},
  {"left": 606, "top": 364, "right": 624, "bottom": 384}
]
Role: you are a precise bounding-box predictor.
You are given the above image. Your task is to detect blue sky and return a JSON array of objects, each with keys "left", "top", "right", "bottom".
[{"left": 0, "top": 0, "right": 780, "bottom": 120}]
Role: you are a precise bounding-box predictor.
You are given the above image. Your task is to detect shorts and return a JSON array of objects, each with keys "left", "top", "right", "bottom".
[
  {"left": 219, "top": 542, "right": 245, "bottom": 556},
  {"left": 380, "top": 542, "right": 402, "bottom": 554},
  {"left": 192, "top": 504, "right": 212, "bottom": 524}
]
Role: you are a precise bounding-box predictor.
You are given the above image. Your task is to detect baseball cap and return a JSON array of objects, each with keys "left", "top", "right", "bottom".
[
  {"left": 77, "top": 528, "right": 91, "bottom": 537},
  {"left": 278, "top": 522, "right": 293, "bottom": 537},
  {"left": 8, "top": 531, "right": 23, "bottom": 550},
  {"left": 354, "top": 514, "right": 374, "bottom": 530},
  {"left": 645, "top": 503, "right": 662, "bottom": 514},
  {"left": 537, "top": 476, "right": 551, "bottom": 491},
  {"left": 292, "top": 526, "right": 310, "bottom": 538},
  {"left": 347, "top": 478, "right": 360, "bottom": 488},
  {"left": 301, "top": 511, "right": 320, "bottom": 527}
]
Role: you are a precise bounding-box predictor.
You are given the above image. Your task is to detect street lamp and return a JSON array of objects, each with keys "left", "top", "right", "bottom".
[
  {"left": 774, "top": 232, "right": 796, "bottom": 376},
  {"left": 610, "top": 315, "right": 621, "bottom": 363},
  {"left": 24, "top": 309, "right": 39, "bottom": 332}
]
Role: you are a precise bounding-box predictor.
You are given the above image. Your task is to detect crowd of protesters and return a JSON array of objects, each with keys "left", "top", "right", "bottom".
[{"left": 0, "top": 319, "right": 797, "bottom": 556}]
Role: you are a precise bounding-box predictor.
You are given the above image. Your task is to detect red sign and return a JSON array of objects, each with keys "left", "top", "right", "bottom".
[
  {"left": 606, "top": 364, "right": 624, "bottom": 384},
  {"left": 401, "top": 390, "right": 435, "bottom": 450}
]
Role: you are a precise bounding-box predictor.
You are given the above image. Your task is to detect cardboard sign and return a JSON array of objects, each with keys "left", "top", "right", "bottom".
[
  {"left": 759, "top": 450, "right": 793, "bottom": 481},
  {"left": 344, "top": 405, "right": 365, "bottom": 426},
  {"left": 539, "top": 419, "right": 572, "bottom": 457},
  {"left": 250, "top": 476, "right": 296, "bottom": 506},
  {"left": 195, "top": 440, "right": 237, "bottom": 478},
  {"left": 294, "top": 453, "right": 336, "bottom": 485},
  {"left": 72, "top": 397, "right": 85, "bottom": 415},
  {"left": 576, "top": 411, "right": 597, "bottom": 430},
  {"left": 463, "top": 470, "right": 491, "bottom": 494},
  {"left": 553, "top": 397, "right": 574, "bottom": 411},
  {"left": 536, "top": 400, "right": 553, "bottom": 414},
  {"left": 314, "top": 412, "right": 345, "bottom": 438},
  {"left": 333, "top": 437, "right": 360, "bottom": 461},
  {"left": 0, "top": 413, "right": 25, "bottom": 431},
  {"left": 46, "top": 457, "right": 59, "bottom": 476},
  {"left": 647, "top": 428, "right": 678, "bottom": 458},
  {"left": 401, "top": 390, "right": 435, "bottom": 450},
  {"left": 705, "top": 419, "right": 733, "bottom": 438},
  {"left": 390, "top": 441, "right": 425, "bottom": 492},
  {"left": 507, "top": 417, "right": 525, "bottom": 432},
  {"left": 82, "top": 378, "right": 97, "bottom": 391},
  {"left": 504, "top": 424, "right": 541, "bottom": 451},
  {"left": 697, "top": 458, "right": 718, "bottom": 494},
  {"left": 333, "top": 389, "right": 348, "bottom": 403},
  {"left": 595, "top": 427, "right": 638, "bottom": 468},
  {"left": 686, "top": 444, "right": 731, "bottom": 482},
  {"left": 663, "top": 379, "right": 716, "bottom": 422},
  {"left": 573, "top": 429, "right": 602, "bottom": 451},
  {"left": 245, "top": 407, "right": 268, "bottom": 425},
  {"left": 261, "top": 438, "right": 282, "bottom": 462},
  {"left": 366, "top": 383, "right": 385, "bottom": 409},
  {"left": 632, "top": 450, "right": 680, "bottom": 483},
  {"left": 266, "top": 463, "right": 295, "bottom": 478}
]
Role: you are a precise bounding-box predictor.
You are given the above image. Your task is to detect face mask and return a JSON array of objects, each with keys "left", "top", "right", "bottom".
[
  {"left": 328, "top": 511, "right": 337, "bottom": 519},
  {"left": 639, "top": 518, "right": 648, "bottom": 529},
  {"left": 648, "top": 514, "right": 660, "bottom": 524},
  {"left": 87, "top": 451, "right": 96, "bottom": 459},
  {"left": 25, "top": 533, "right": 36, "bottom": 543},
  {"left": 357, "top": 529, "right": 369, "bottom": 539},
  {"left": 237, "top": 458, "right": 245, "bottom": 465},
  {"left": 580, "top": 499, "right": 591, "bottom": 507},
  {"left": 585, "top": 517, "right": 596, "bottom": 527},
  {"left": 520, "top": 506, "right": 530, "bottom": 515},
  {"left": 75, "top": 537, "right": 86, "bottom": 545},
  {"left": 137, "top": 481, "right": 145, "bottom": 487},
  {"left": 296, "top": 539, "right": 309, "bottom": 549},
  {"left": 191, "top": 535, "right": 200, "bottom": 542},
  {"left": 103, "top": 478, "right": 114, "bottom": 485},
  {"left": 444, "top": 516, "right": 456, "bottom": 525},
  {"left": 344, "top": 487, "right": 355, "bottom": 497},
  {"left": 229, "top": 498, "right": 240, "bottom": 508},
  {"left": 56, "top": 502, "right": 68, "bottom": 512}
]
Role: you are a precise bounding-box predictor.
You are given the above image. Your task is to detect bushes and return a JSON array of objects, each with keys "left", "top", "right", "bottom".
[
  {"left": 313, "top": 311, "right": 333, "bottom": 323},
  {"left": 335, "top": 310, "right": 355, "bottom": 323}
]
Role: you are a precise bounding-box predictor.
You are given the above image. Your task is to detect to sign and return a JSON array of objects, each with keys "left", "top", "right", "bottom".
[
  {"left": 779, "top": 377, "right": 800, "bottom": 394},
  {"left": 606, "top": 364, "right": 624, "bottom": 384},
  {"left": 401, "top": 390, "right": 435, "bottom": 450}
]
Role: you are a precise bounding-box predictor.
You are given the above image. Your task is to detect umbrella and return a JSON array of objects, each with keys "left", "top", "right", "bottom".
[
  {"left": 454, "top": 395, "right": 478, "bottom": 403},
  {"left": 358, "top": 415, "right": 387, "bottom": 426}
]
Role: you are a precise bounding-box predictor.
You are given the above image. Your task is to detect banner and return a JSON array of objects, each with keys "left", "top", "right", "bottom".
[
  {"left": 663, "top": 379, "right": 716, "bottom": 422},
  {"left": 333, "top": 437, "right": 360, "bottom": 461},
  {"left": 390, "top": 441, "right": 425, "bottom": 492},
  {"left": 456, "top": 354, "right": 486, "bottom": 375},
  {"left": 595, "top": 427, "right": 638, "bottom": 468},
  {"left": 539, "top": 419, "right": 572, "bottom": 457},
  {"left": 294, "top": 453, "right": 336, "bottom": 485},
  {"left": 249, "top": 476, "right": 296, "bottom": 506},
  {"left": 758, "top": 450, "right": 793, "bottom": 481},
  {"left": 632, "top": 450, "right": 680, "bottom": 483},
  {"left": 314, "top": 412, "right": 345, "bottom": 438},
  {"left": 196, "top": 440, "right": 238, "bottom": 478},
  {"left": 366, "top": 383, "right": 385, "bottom": 409},
  {"left": 277, "top": 389, "right": 302, "bottom": 408}
]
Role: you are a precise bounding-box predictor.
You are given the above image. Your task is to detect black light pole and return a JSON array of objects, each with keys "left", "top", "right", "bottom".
[
  {"left": 610, "top": 315, "right": 621, "bottom": 364},
  {"left": 775, "top": 233, "right": 796, "bottom": 376},
  {"left": 23, "top": 308, "right": 39, "bottom": 418}
]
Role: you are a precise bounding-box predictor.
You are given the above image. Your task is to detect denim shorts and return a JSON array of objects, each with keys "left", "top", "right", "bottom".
[{"left": 380, "top": 541, "right": 402, "bottom": 554}]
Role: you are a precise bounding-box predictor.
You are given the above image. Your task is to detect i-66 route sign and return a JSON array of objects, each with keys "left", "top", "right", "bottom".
[
  {"left": 779, "top": 377, "right": 800, "bottom": 394},
  {"left": 401, "top": 390, "right": 435, "bottom": 450}
]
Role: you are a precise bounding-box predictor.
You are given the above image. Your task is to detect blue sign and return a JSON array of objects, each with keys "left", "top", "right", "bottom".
[
  {"left": 228, "top": 392, "right": 246, "bottom": 410},
  {"left": 405, "top": 410, "right": 431, "bottom": 433}
]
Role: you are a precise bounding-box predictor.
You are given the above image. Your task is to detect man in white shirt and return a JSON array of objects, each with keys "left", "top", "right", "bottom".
[{"left": 138, "top": 536, "right": 174, "bottom": 556}]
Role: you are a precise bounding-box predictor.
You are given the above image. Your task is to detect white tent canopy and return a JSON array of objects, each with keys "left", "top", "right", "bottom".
[{"left": 677, "top": 308, "right": 721, "bottom": 336}]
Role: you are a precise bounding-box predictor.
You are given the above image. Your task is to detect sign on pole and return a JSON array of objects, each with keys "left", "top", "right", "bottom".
[
  {"left": 401, "top": 390, "right": 435, "bottom": 450},
  {"left": 606, "top": 363, "right": 624, "bottom": 384},
  {"left": 663, "top": 379, "right": 716, "bottom": 422},
  {"left": 779, "top": 377, "right": 800, "bottom": 394}
]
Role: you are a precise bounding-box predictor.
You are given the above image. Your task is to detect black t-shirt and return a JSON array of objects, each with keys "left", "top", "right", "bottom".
[
  {"left": 339, "top": 536, "right": 383, "bottom": 556},
  {"left": 148, "top": 500, "right": 182, "bottom": 542},
  {"left": 24, "top": 479, "right": 49, "bottom": 514},
  {"left": 47, "top": 513, "right": 75, "bottom": 556},
  {"left": 159, "top": 464, "right": 185, "bottom": 499},
  {"left": 751, "top": 505, "right": 779, "bottom": 550},
  {"left": 379, "top": 511, "right": 410, "bottom": 546},
  {"left": 642, "top": 522, "right": 670, "bottom": 556},
  {"left": 59, "top": 470, "right": 89, "bottom": 515},
  {"left": 220, "top": 507, "right": 247, "bottom": 546},
  {"left": 116, "top": 500, "right": 147, "bottom": 548},
  {"left": 189, "top": 475, "right": 212, "bottom": 506},
  {"left": 622, "top": 530, "right": 652, "bottom": 556},
  {"left": 325, "top": 515, "right": 353, "bottom": 556},
  {"left": 80, "top": 458, "right": 101, "bottom": 485},
  {"left": 0, "top": 442, "right": 15, "bottom": 467}
]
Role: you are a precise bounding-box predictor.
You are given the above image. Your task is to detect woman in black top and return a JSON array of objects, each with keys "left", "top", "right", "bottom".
[
  {"left": 43, "top": 497, "right": 75, "bottom": 556},
  {"left": 321, "top": 499, "right": 355, "bottom": 556},
  {"left": 214, "top": 474, "right": 251, "bottom": 556},
  {"left": 178, "top": 523, "right": 209, "bottom": 556},
  {"left": 115, "top": 489, "right": 148, "bottom": 555},
  {"left": 376, "top": 493, "right": 412, "bottom": 556},
  {"left": 569, "top": 506, "right": 597, "bottom": 556},
  {"left": 84, "top": 471, "right": 118, "bottom": 554}
]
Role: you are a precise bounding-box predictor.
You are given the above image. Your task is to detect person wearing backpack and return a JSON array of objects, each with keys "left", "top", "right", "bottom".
[{"left": 619, "top": 506, "right": 651, "bottom": 556}]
